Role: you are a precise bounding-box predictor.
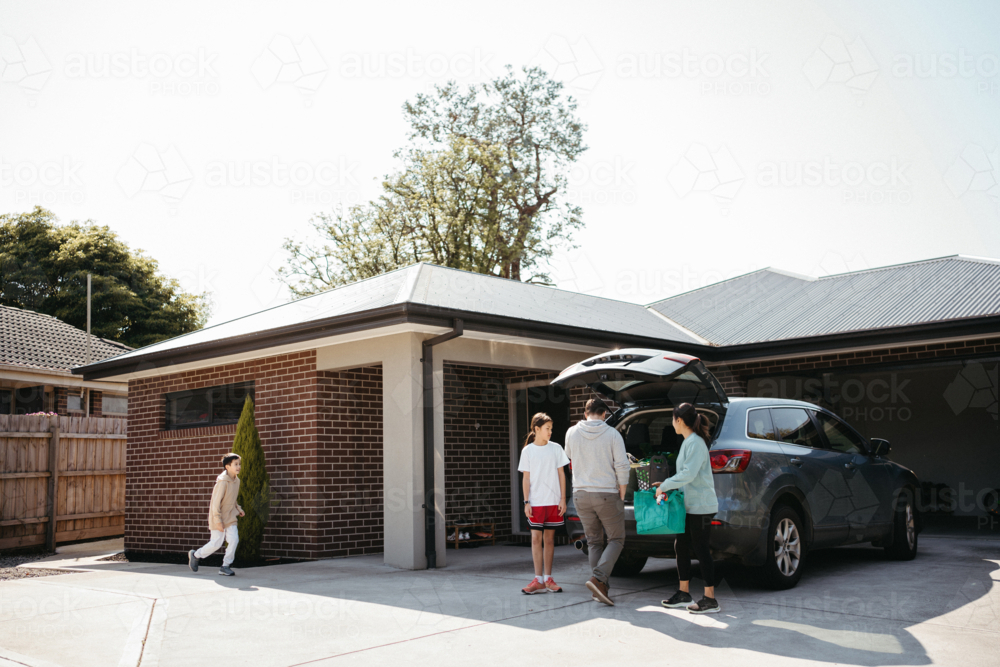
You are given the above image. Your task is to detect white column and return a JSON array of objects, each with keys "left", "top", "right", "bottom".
[{"left": 380, "top": 333, "right": 427, "bottom": 569}]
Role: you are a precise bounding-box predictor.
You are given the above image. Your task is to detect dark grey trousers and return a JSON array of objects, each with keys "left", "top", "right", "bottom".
[{"left": 574, "top": 491, "right": 625, "bottom": 584}]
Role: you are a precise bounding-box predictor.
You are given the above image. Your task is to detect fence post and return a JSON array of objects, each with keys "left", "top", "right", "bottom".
[{"left": 46, "top": 419, "right": 60, "bottom": 551}]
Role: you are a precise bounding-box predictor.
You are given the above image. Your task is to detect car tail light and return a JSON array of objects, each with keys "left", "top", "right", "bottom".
[
  {"left": 710, "top": 520, "right": 722, "bottom": 526},
  {"left": 710, "top": 449, "right": 752, "bottom": 473},
  {"left": 568, "top": 516, "right": 581, "bottom": 522}
]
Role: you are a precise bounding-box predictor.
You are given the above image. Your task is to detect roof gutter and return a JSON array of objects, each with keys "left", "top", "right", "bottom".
[
  {"left": 421, "top": 318, "right": 463, "bottom": 569},
  {"left": 704, "top": 313, "right": 1000, "bottom": 363}
]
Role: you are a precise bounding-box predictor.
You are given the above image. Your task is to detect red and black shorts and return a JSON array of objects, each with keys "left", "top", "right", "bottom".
[{"left": 528, "top": 505, "right": 564, "bottom": 530}]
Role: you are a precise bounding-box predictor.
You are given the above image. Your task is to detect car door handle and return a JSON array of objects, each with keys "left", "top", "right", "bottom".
[{"left": 790, "top": 457, "right": 803, "bottom": 467}]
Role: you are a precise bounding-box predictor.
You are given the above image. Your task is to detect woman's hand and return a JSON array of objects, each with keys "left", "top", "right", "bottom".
[
  {"left": 558, "top": 499, "right": 567, "bottom": 517},
  {"left": 524, "top": 503, "right": 532, "bottom": 519}
]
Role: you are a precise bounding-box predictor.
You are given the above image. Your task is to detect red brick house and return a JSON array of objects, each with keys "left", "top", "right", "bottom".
[{"left": 77, "top": 257, "right": 1000, "bottom": 569}]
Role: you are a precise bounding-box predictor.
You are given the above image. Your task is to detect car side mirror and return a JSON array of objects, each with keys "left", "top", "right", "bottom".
[{"left": 870, "top": 438, "right": 890, "bottom": 457}]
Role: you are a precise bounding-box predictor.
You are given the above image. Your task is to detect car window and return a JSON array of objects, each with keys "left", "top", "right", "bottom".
[
  {"left": 814, "top": 412, "right": 866, "bottom": 455},
  {"left": 747, "top": 408, "right": 776, "bottom": 440},
  {"left": 770, "top": 408, "right": 824, "bottom": 449}
]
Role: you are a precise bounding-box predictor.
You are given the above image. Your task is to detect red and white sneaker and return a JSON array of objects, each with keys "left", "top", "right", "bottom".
[
  {"left": 522, "top": 579, "right": 546, "bottom": 595},
  {"left": 544, "top": 578, "right": 563, "bottom": 593}
]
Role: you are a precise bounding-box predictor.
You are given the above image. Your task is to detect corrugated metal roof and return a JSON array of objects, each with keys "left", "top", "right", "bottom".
[
  {"left": 97, "top": 264, "right": 706, "bottom": 366},
  {"left": 648, "top": 255, "right": 1000, "bottom": 346},
  {"left": 409, "top": 264, "right": 703, "bottom": 343},
  {"left": 1, "top": 306, "right": 132, "bottom": 372}
]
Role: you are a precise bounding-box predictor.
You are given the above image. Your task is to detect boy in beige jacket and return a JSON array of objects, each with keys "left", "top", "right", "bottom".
[{"left": 189, "top": 453, "right": 244, "bottom": 576}]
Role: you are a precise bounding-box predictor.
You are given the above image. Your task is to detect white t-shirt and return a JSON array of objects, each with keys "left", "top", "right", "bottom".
[{"left": 518, "top": 442, "right": 570, "bottom": 506}]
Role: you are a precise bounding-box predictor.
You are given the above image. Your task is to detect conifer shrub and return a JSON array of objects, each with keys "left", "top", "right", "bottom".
[{"left": 232, "top": 396, "right": 271, "bottom": 562}]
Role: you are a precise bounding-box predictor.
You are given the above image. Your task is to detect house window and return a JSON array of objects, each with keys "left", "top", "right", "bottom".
[
  {"left": 165, "top": 381, "right": 254, "bottom": 430},
  {"left": 103, "top": 395, "right": 128, "bottom": 415},
  {"left": 0, "top": 389, "right": 11, "bottom": 415},
  {"left": 68, "top": 393, "right": 84, "bottom": 412}
]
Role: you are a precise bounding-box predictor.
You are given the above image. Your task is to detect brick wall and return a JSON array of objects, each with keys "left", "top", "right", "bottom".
[
  {"left": 708, "top": 336, "right": 1000, "bottom": 396},
  {"left": 317, "top": 366, "right": 384, "bottom": 557},
  {"left": 442, "top": 364, "right": 607, "bottom": 541},
  {"left": 126, "top": 350, "right": 339, "bottom": 559},
  {"left": 89, "top": 390, "right": 102, "bottom": 417},
  {"left": 443, "top": 364, "right": 512, "bottom": 537}
]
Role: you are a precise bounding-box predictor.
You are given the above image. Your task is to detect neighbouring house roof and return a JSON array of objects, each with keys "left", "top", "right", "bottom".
[
  {"left": 0, "top": 305, "right": 133, "bottom": 374},
  {"left": 648, "top": 255, "right": 1000, "bottom": 346}
]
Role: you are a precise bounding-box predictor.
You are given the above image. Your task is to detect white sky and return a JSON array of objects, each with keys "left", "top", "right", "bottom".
[{"left": 2, "top": 0, "right": 999, "bottom": 327}]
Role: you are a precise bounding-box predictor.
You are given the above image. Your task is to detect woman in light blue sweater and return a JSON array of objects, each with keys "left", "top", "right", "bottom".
[{"left": 654, "top": 402, "right": 720, "bottom": 614}]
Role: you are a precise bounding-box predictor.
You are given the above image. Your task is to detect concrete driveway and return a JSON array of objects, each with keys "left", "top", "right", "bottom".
[{"left": 0, "top": 535, "right": 997, "bottom": 667}]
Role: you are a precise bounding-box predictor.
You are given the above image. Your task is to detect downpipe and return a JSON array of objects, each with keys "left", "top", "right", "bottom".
[{"left": 421, "top": 318, "right": 463, "bottom": 569}]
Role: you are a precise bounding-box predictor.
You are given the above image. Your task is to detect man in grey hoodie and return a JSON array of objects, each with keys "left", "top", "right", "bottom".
[{"left": 565, "top": 397, "right": 630, "bottom": 606}]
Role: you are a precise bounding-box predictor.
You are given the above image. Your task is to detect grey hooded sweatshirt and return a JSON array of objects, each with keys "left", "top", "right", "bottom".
[{"left": 564, "top": 420, "right": 631, "bottom": 493}]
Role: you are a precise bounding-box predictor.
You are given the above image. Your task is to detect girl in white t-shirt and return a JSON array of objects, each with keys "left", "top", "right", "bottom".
[{"left": 517, "top": 412, "right": 570, "bottom": 594}]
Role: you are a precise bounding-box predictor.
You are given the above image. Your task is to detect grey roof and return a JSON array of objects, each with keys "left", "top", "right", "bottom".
[
  {"left": 648, "top": 255, "right": 1000, "bottom": 346},
  {"left": 96, "top": 263, "right": 705, "bottom": 366},
  {"left": 0, "top": 305, "right": 133, "bottom": 373}
]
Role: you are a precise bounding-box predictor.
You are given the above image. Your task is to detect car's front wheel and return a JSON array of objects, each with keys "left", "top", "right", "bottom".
[
  {"left": 611, "top": 549, "right": 648, "bottom": 576},
  {"left": 760, "top": 505, "right": 806, "bottom": 590},
  {"left": 884, "top": 494, "right": 918, "bottom": 560}
]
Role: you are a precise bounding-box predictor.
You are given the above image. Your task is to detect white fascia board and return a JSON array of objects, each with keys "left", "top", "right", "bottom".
[
  {"left": 0, "top": 366, "right": 126, "bottom": 391},
  {"left": 89, "top": 322, "right": 611, "bottom": 382}
]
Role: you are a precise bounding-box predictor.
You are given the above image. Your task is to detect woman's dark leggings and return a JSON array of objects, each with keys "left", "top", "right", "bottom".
[{"left": 675, "top": 513, "right": 715, "bottom": 585}]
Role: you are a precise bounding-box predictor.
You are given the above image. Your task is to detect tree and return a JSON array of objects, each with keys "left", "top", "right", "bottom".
[
  {"left": 277, "top": 66, "right": 586, "bottom": 296},
  {"left": 232, "top": 396, "right": 271, "bottom": 563},
  {"left": 0, "top": 207, "right": 210, "bottom": 348}
]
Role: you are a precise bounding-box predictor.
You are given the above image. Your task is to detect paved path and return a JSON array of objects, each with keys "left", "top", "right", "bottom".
[{"left": 1, "top": 535, "right": 997, "bottom": 666}]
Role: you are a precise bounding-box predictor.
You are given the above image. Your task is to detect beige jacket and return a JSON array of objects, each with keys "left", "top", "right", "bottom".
[{"left": 207, "top": 471, "right": 242, "bottom": 531}]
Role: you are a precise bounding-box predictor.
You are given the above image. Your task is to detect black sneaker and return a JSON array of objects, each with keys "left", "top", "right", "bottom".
[
  {"left": 688, "top": 597, "right": 720, "bottom": 614},
  {"left": 661, "top": 590, "right": 693, "bottom": 608},
  {"left": 188, "top": 550, "right": 199, "bottom": 573},
  {"left": 219, "top": 566, "right": 235, "bottom": 576}
]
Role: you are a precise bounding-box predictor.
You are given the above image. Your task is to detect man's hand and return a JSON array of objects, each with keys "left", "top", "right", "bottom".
[
  {"left": 524, "top": 503, "right": 532, "bottom": 519},
  {"left": 619, "top": 485, "right": 627, "bottom": 501},
  {"left": 238, "top": 509, "right": 245, "bottom": 517},
  {"left": 558, "top": 499, "right": 567, "bottom": 517}
]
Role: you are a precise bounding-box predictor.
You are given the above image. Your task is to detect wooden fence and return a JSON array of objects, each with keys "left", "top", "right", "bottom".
[{"left": 0, "top": 414, "right": 126, "bottom": 551}]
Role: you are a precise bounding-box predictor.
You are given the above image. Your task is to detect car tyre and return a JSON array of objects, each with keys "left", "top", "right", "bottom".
[
  {"left": 611, "top": 549, "right": 648, "bottom": 577},
  {"left": 760, "top": 505, "right": 806, "bottom": 590},
  {"left": 884, "top": 494, "right": 918, "bottom": 561}
]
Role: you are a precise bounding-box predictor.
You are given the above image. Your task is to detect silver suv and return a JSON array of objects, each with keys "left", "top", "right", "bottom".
[{"left": 553, "top": 348, "right": 922, "bottom": 589}]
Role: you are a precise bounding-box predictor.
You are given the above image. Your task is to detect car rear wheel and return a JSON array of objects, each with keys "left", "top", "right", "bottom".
[
  {"left": 611, "top": 549, "right": 648, "bottom": 577},
  {"left": 760, "top": 505, "right": 805, "bottom": 590},
  {"left": 884, "top": 495, "right": 918, "bottom": 560}
]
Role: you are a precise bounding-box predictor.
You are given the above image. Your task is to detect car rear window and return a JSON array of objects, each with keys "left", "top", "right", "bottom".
[
  {"left": 771, "top": 408, "right": 824, "bottom": 449},
  {"left": 747, "top": 408, "right": 776, "bottom": 440}
]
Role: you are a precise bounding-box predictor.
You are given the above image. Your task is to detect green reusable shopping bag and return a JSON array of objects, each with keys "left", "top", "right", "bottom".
[{"left": 634, "top": 489, "right": 686, "bottom": 535}]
